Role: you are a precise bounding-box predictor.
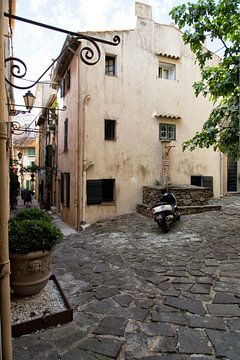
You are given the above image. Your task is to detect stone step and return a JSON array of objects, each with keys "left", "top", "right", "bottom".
[{"left": 136, "top": 203, "right": 222, "bottom": 218}]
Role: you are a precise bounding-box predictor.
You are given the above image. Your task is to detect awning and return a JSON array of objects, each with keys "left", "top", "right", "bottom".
[
  {"left": 156, "top": 52, "right": 180, "bottom": 60},
  {"left": 154, "top": 113, "right": 181, "bottom": 119}
]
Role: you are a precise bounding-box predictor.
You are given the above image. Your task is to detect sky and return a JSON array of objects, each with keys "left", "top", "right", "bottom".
[{"left": 12, "top": 0, "right": 211, "bottom": 106}]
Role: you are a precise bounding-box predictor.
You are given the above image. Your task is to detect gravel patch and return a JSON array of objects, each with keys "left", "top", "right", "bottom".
[{"left": 11, "top": 279, "right": 67, "bottom": 325}]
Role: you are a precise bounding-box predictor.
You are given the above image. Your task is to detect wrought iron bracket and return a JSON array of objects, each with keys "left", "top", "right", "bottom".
[
  {"left": 9, "top": 109, "right": 30, "bottom": 116},
  {"left": 4, "top": 12, "right": 121, "bottom": 90}
]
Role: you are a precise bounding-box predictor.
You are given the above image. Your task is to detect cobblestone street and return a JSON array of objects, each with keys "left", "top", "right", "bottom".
[{"left": 13, "top": 195, "right": 240, "bottom": 360}]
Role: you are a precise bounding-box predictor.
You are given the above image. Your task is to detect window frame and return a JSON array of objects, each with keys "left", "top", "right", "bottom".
[
  {"left": 65, "top": 69, "right": 71, "bottom": 91},
  {"left": 158, "top": 61, "right": 176, "bottom": 80},
  {"left": 104, "top": 119, "right": 116, "bottom": 140},
  {"left": 27, "top": 147, "right": 36, "bottom": 157},
  {"left": 60, "top": 172, "right": 70, "bottom": 208},
  {"left": 65, "top": 172, "right": 70, "bottom": 208},
  {"left": 159, "top": 123, "right": 176, "bottom": 141},
  {"left": 60, "top": 68, "right": 71, "bottom": 98},
  {"left": 64, "top": 118, "right": 68, "bottom": 152},
  {"left": 60, "top": 78, "right": 65, "bottom": 98},
  {"left": 87, "top": 179, "right": 115, "bottom": 205},
  {"left": 105, "top": 55, "right": 116, "bottom": 76}
]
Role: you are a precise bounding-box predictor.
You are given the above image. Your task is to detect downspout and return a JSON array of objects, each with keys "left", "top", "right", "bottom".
[
  {"left": 0, "top": 2, "right": 12, "bottom": 359},
  {"left": 75, "top": 53, "right": 81, "bottom": 230},
  {"left": 81, "top": 95, "right": 90, "bottom": 226},
  {"left": 219, "top": 152, "right": 223, "bottom": 197}
]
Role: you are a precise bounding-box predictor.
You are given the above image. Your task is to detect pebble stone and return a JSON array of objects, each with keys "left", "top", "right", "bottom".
[{"left": 12, "top": 195, "right": 240, "bottom": 359}]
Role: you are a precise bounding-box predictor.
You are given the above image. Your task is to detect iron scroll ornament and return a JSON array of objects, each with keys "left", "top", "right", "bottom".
[{"left": 5, "top": 34, "right": 121, "bottom": 90}]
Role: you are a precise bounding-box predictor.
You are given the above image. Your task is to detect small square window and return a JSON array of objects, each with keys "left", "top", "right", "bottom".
[
  {"left": 105, "top": 119, "right": 116, "bottom": 140},
  {"left": 158, "top": 62, "right": 176, "bottom": 80},
  {"left": 105, "top": 55, "right": 116, "bottom": 76},
  {"left": 159, "top": 124, "right": 176, "bottom": 140}
]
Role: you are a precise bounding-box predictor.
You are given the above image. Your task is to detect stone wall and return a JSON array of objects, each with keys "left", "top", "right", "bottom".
[{"left": 142, "top": 185, "right": 213, "bottom": 207}]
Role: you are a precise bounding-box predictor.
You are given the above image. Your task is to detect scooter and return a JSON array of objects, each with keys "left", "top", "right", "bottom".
[{"left": 152, "top": 189, "right": 180, "bottom": 233}]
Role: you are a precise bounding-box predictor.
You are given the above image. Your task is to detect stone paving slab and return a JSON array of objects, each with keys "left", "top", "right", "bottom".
[{"left": 12, "top": 195, "right": 240, "bottom": 359}]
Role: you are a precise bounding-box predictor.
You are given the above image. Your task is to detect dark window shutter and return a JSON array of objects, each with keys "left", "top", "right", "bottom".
[
  {"left": 60, "top": 79, "right": 65, "bottom": 98},
  {"left": 87, "top": 180, "right": 102, "bottom": 204},
  {"left": 66, "top": 69, "right": 71, "bottom": 90},
  {"left": 66, "top": 173, "right": 70, "bottom": 208},
  {"left": 102, "top": 179, "right": 114, "bottom": 202},
  {"left": 105, "top": 119, "right": 116, "bottom": 140},
  {"left": 64, "top": 118, "right": 68, "bottom": 151},
  {"left": 45, "top": 145, "right": 53, "bottom": 167},
  {"left": 60, "top": 173, "right": 64, "bottom": 204}
]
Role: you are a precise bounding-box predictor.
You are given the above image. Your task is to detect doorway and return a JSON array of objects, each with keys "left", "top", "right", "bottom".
[{"left": 227, "top": 158, "right": 237, "bottom": 192}]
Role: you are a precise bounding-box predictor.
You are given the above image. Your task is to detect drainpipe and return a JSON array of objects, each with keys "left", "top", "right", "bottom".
[
  {"left": 75, "top": 53, "right": 81, "bottom": 230},
  {"left": 219, "top": 152, "right": 223, "bottom": 197},
  {"left": 0, "top": 2, "right": 13, "bottom": 359},
  {"left": 81, "top": 95, "right": 90, "bottom": 226}
]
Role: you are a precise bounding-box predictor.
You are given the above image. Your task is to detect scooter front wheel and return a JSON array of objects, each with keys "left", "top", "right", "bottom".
[{"left": 157, "top": 220, "right": 169, "bottom": 233}]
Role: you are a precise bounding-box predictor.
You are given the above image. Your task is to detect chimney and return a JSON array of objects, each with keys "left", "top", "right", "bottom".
[{"left": 135, "top": 2, "right": 152, "bottom": 20}]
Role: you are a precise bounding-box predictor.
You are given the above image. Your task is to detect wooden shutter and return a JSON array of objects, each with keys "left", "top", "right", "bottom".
[
  {"left": 60, "top": 173, "right": 64, "bottom": 204},
  {"left": 102, "top": 179, "right": 114, "bottom": 202},
  {"left": 87, "top": 180, "right": 102, "bottom": 204},
  {"left": 65, "top": 173, "right": 70, "bottom": 208},
  {"left": 45, "top": 145, "right": 53, "bottom": 167},
  {"left": 60, "top": 79, "right": 65, "bottom": 98},
  {"left": 64, "top": 118, "right": 68, "bottom": 151}
]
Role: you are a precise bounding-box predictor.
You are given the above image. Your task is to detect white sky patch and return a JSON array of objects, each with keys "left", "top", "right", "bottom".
[
  {"left": 29, "top": 0, "right": 48, "bottom": 12},
  {"left": 12, "top": 0, "right": 213, "bottom": 105}
]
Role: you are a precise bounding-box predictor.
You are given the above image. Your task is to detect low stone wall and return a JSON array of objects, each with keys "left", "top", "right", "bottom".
[
  {"left": 136, "top": 202, "right": 221, "bottom": 218},
  {"left": 142, "top": 185, "right": 213, "bottom": 207}
]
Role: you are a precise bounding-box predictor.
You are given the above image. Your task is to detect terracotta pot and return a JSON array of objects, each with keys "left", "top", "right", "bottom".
[{"left": 10, "top": 250, "right": 52, "bottom": 296}]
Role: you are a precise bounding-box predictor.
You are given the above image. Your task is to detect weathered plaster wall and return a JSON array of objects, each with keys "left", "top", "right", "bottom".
[
  {"left": 57, "top": 2, "right": 224, "bottom": 226},
  {"left": 80, "top": 4, "right": 221, "bottom": 223}
]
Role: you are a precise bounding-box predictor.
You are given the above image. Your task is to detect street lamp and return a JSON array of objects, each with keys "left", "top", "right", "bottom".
[{"left": 23, "top": 90, "right": 36, "bottom": 110}]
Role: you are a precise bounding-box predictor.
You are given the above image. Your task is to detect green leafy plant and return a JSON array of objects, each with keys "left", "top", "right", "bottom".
[
  {"left": 11, "top": 208, "right": 52, "bottom": 222},
  {"left": 170, "top": 0, "right": 240, "bottom": 160},
  {"left": 9, "top": 210, "right": 63, "bottom": 254}
]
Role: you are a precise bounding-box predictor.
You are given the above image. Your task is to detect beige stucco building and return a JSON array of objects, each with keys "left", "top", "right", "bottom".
[{"left": 52, "top": 2, "right": 232, "bottom": 229}]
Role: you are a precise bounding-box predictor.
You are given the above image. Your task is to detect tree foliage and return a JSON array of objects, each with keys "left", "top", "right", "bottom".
[{"left": 170, "top": 0, "right": 240, "bottom": 159}]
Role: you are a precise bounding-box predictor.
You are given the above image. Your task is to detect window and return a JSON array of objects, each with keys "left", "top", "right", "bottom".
[
  {"left": 45, "top": 145, "right": 53, "bottom": 167},
  {"left": 65, "top": 69, "right": 71, "bottom": 91},
  {"left": 65, "top": 173, "right": 70, "bottom": 208},
  {"left": 60, "top": 79, "right": 65, "bottom": 98},
  {"left": 64, "top": 118, "right": 68, "bottom": 151},
  {"left": 60, "top": 172, "right": 70, "bottom": 207},
  {"left": 87, "top": 179, "right": 115, "bottom": 204},
  {"left": 105, "top": 119, "right": 116, "bottom": 140},
  {"left": 105, "top": 55, "right": 116, "bottom": 76},
  {"left": 26, "top": 180, "right": 30, "bottom": 190},
  {"left": 61, "top": 173, "right": 64, "bottom": 204},
  {"left": 27, "top": 147, "right": 35, "bottom": 157},
  {"left": 158, "top": 62, "right": 176, "bottom": 80},
  {"left": 60, "top": 69, "right": 70, "bottom": 97},
  {"left": 159, "top": 124, "right": 176, "bottom": 140}
]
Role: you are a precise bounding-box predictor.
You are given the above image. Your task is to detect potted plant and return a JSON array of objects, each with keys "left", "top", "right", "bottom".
[{"left": 9, "top": 208, "right": 63, "bottom": 296}]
